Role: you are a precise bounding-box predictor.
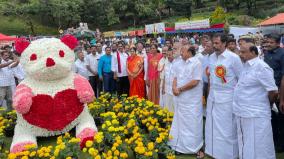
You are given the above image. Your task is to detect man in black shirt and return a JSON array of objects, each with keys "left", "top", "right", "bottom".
[{"left": 264, "top": 33, "right": 284, "bottom": 152}]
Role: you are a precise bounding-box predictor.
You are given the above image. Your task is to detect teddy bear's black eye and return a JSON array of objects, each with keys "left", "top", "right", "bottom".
[
  {"left": 30, "top": 53, "right": 37, "bottom": 61},
  {"left": 59, "top": 50, "right": 65, "bottom": 57}
]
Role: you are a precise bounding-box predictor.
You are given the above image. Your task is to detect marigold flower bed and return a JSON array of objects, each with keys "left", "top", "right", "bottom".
[{"left": 0, "top": 93, "right": 176, "bottom": 159}]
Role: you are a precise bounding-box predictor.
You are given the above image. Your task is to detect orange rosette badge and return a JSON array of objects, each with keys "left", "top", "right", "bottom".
[{"left": 215, "top": 65, "right": 227, "bottom": 83}]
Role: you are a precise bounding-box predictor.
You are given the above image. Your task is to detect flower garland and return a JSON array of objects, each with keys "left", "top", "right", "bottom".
[{"left": 0, "top": 93, "right": 176, "bottom": 159}]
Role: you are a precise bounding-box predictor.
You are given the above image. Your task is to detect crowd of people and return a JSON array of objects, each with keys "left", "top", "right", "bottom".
[{"left": 0, "top": 31, "right": 284, "bottom": 159}]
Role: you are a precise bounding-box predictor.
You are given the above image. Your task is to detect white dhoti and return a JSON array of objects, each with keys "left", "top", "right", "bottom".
[
  {"left": 159, "top": 88, "right": 164, "bottom": 107},
  {"left": 163, "top": 93, "right": 174, "bottom": 112},
  {"left": 205, "top": 98, "right": 238, "bottom": 159},
  {"left": 168, "top": 94, "right": 203, "bottom": 153},
  {"left": 236, "top": 116, "right": 275, "bottom": 159}
]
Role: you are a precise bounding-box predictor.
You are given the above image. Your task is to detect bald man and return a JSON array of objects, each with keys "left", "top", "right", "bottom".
[
  {"left": 168, "top": 45, "right": 204, "bottom": 157},
  {"left": 233, "top": 44, "right": 278, "bottom": 159}
]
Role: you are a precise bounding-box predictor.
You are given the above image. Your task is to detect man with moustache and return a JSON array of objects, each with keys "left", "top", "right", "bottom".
[
  {"left": 205, "top": 33, "right": 243, "bottom": 159},
  {"left": 264, "top": 33, "right": 284, "bottom": 152},
  {"left": 234, "top": 44, "right": 278, "bottom": 159}
]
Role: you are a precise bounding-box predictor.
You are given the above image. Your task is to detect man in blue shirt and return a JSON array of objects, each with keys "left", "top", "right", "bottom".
[{"left": 98, "top": 47, "right": 115, "bottom": 94}]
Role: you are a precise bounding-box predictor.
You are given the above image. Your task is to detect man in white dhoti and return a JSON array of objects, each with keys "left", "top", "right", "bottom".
[
  {"left": 205, "top": 33, "right": 243, "bottom": 159},
  {"left": 233, "top": 44, "right": 278, "bottom": 159},
  {"left": 168, "top": 45, "right": 204, "bottom": 158},
  {"left": 161, "top": 49, "right": 174, "bottom": 112},
  {"left": 158, "top": 46, "right": 168, "bottom": 107}
]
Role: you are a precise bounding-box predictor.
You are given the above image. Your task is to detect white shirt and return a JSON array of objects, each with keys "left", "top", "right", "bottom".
[
  {"left": 96, "top": 52, "right": 105, "bottom": 60},
  {"left": 111, "top": 51, "right": 128, "bottom": 77},
  {"left": 173, "top": 57, "right": 203, "bottom": 99},
  {"left": 198, "top": 45, "right": 205, "bottom": 54},
  {"left": 138, "top": 50, "right": 147, "bottom": 80},
  {"left": 201, "top": 54, "right": 210, "bottom": 83},
  {"left": 0, "top": 59, "right": 15, "bottom": 87},
  {"left": 75, "top": 58, "right": 89, "bottom": 80},
  {"left": 86, "top": 54, "right": 99, "bottom": 76},
  {"left": 158, "top": 57, "right": 167, "bottom": 80},
  {"left": 233, "top": 57, "right": 278, "bottom": 118},
  {"left": 208, "top": 49, "right": 243, "bottom": 103},
  {"left": 12, "top": 63, "right": 25, "bottom": 81},
  {"left": 164, "top": 60, "right": 174, "bottom": 95}
]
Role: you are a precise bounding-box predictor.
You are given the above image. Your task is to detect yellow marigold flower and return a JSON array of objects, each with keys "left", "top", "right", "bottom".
[
  {"left": 95, "top": 155, "right": 101, "bottom": 159},
  {"left": 120, "top": 152, "right": 128, "bottom": 158},
  {"left": 107, "top": 150, "right": 112, "bottom": 156},
  {"left": 8, "top": 153, "right": 17, "bottom": 159},
  {"left": 21, "top": 156, "right": 28, "bottom": 159},
  {"left": 147, "top": 142, "right": 154, "bottom": 150},
  {"left": 138, "top": 147, "right": 146, "bottom": 154},
  {"left": 85, "top": 140, "right": 93, "bottom": 148},
  {"left": 24, "top": 144, "right": 36, "bottom": 149},
  {"left": 44, "top": 153, "right": 50, "bottom": 157},
  {"left": 102, "top": 124, "right": 106, "bottom": 129},
  {"left": 66, "top": 157, "right": 72, "bottom": 159},
  {"left": 108, "top": 126, "right": 115, "bottom": 132},
  {"left": 64, "top": 132, "right": 70, "bottom": 138},
  {"left": 82, "top": 148, "right": 87, "bottom": 152},
  {"left": 137, "top": 142, "right": 143, "bottom": 147},
  {"left": 156, "top": 137, "right": 162, "bottom": 143},
  {"left": 88, "top": 148, "right": 95, "bottom": 155},
  {"left": 114, "top": 150, "right": 120, "bottom": 156},
  {"left": 54, "top": 149, "right": 60, "bottom": 157},
  {"left": 111, "top": 146, "right": 116, "bottom": 151},
  {"left": 113, "top": 143, "right": 119, "bottom": 147}
]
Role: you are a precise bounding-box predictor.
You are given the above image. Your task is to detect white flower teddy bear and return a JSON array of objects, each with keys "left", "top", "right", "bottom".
[{"left": 10, "top": 35, "right": 97, "bottom": 153}]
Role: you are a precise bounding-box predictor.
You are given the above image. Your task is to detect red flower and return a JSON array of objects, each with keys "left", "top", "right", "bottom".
[
  {"left": 15, "top": 38, "right": 30, "bottom": 54},
  {"left": 60, "top": 34, "right": 78, "bottom": 50}
]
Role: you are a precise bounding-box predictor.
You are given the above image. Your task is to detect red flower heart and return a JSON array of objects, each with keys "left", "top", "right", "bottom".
[{"left": 23, "top": 89, "right": 84, "bottom": 131}]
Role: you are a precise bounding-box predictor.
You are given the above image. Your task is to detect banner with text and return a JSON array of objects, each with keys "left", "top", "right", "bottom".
[
  {"left": 145, "top": 23, "right": 165, "bottom": 34},
  {"left": 175, "top": 19, "right": 210, "bottom": 30},
  {"left": 155, "top": 23, "right": 165, "bottom": 33},
  {"left": 145, "top": 24, "right": 155, "bottom": 34}
]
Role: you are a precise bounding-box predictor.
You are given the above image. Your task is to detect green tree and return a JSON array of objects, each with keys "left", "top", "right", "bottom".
[
  {"left": 210, "top": 6, "right": 227, "bottom": 25},
  {"left": 165, "top": 0, "right": 192, "bottom": 19},
  {"left": 0, "top": 0, "right": 40, "bottom": 34}
]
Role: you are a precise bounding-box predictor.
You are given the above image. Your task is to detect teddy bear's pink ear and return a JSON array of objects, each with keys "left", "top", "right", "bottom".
[
  {"left": 15, "top": 38, "right": 30, "bottom": 54},
  {"left": 60, "top": 34, "right": 78, "bottom": 50}
]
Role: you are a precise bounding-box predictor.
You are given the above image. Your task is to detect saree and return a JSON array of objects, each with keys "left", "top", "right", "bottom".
[
  {"left": 127, "top": 55, "right": 145, "bottom": 98},
  {"left": 147, "top": 53, "right": 163, "bottom": 105}
]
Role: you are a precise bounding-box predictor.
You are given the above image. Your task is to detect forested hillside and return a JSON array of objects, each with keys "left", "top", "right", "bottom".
[{"left": 0, "top": 0, "right": 284, "bottom": 35}]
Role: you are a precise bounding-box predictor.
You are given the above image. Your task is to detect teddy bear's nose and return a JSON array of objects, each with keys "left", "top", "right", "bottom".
[{"left": 46, "top": 57, "right": 56, "bottom": 67}]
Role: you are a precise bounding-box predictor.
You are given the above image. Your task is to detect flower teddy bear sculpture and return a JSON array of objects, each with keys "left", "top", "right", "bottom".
[{"left": 10, "top": 35, "right": 97, "bottom": 153}]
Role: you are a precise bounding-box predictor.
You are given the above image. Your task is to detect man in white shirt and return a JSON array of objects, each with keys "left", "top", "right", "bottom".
[
  {"left": 111, "top": 42, "right": 129, "bottom": 96},
  {"left": 161, "top": 49, "right": 175, "bottom": 112},
  {"left": 136, "top": 42, "right": 147, "bottom": 81},
  {"left": 233, "top": 44, "right": 278, "bottom": 159},
  {"left": 158, "top": 46, "right": 168, "bottom": 107},
  {"left": 86, "top": 48, "right": 99, "bottom": 97},
  {"left": 0, "top": 50, "right": 19, "bottom": 111},
  {"left": 205, "top": 33, "right": 243, "bottom": 159},
  {"left": 168, "top": 45, "right": 204, "bottom": 157},
  {"left": 74, "top": 51, "right": 89, "bottom": 80},
  {"left": 95, "top": 42, "right": 104, "bottom": 96},
  {"left": 198, "top": 35, "right": 210, "bottom": 54},
  {"left": 136, "top": 42, "right": 148, "bottom": 94}
]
